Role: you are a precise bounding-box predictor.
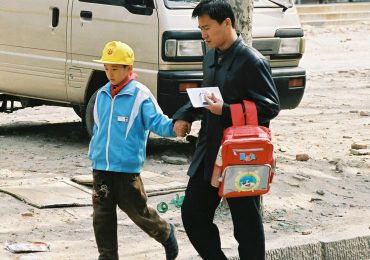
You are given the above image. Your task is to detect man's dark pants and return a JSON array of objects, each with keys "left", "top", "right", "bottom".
[{"left": 181, "top": 165, "right": 265, "bottom": 260}]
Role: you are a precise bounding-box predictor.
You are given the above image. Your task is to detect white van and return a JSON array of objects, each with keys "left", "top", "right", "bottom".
[{"left": 0, "top": 0, "right": 305, "bottom": 135}]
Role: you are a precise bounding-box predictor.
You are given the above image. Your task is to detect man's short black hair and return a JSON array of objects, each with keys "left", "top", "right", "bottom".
[{"left": 192, "top": 0, "right": 235, "bottom": 28}]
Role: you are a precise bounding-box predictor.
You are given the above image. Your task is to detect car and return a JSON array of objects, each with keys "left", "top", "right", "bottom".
[{"left": 0, "top": 0, "right": 305, "bottom": 136}]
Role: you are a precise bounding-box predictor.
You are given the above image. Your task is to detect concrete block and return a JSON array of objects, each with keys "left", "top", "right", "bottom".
[
  {"left": 321, "top": 235, "right": 370, "bottom": 260},
  {"left": 266, "top": 242, "right": 322, "bottom": 260}
]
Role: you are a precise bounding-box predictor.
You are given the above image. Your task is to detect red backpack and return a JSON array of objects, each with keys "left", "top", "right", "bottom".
[{"left": 211, "top": 100, "right": 275, "bottom": 198}]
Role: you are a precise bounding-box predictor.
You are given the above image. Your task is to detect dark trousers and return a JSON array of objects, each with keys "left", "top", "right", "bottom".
[
  {"left": 92, "top": 170, "right": 170, "bottom": 260},
  {"left": 181, "top": 167, "right": 265, "bottom": 260}
]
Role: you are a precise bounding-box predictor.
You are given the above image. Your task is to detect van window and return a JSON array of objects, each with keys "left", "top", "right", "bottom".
[
  {"left": 164, "top": 0, "right": 200, "bottom": 9},
  {"left": 165, "top": 0, "right": 292, "bottom": 9},
  {"left": 79, "top": 0, "right": 124, "bottom": 5},
  {"left": 79, "top": 0, "right": 154, "bottom": 15},
  {"left": 255, "top": 0, "right": 292, "bottom": 7}
]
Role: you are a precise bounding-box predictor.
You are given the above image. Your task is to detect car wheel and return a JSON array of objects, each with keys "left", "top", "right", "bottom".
[
  {"left": 72, "top": 105, "right": 82, "bottom": 118},
  {"left": 85, "top": 91, "right": 98, "bottom": 137}
]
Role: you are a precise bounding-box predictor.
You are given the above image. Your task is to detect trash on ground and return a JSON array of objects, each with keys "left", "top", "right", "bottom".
[
  {"left": 170, "top": 194, "right": 185, "bottom": 208},
  {"left": 157, "top": 202, "right": 169, "bottom": 213},
  {"left": 157, "top": 193, "right": 185, "bottom": 213},
  {"left": 5, "top": 241, "right": 50, "bottom": 253}
]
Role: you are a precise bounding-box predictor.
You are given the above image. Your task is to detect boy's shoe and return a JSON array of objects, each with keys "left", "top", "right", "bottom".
[{"left": 162, "top": 224, "right": 179, "bottom": 260}]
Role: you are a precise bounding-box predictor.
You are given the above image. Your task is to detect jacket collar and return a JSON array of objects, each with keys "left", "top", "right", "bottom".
[
  {"left": 208, "top": 36, "right": 243, "bottom": 71},
  {"left": 101, "top": 80, "right": 137, "bottom": 97}
]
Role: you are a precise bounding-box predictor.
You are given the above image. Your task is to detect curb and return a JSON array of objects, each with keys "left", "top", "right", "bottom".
[
  {"left": 296, "top": 3, "right": 370, "bottom": 25},
  {"left": 227, "top": 235, "right": 370, "bottom": 260}
]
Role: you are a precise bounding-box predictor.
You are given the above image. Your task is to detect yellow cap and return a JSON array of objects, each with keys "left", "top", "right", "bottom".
[{"left": 94, "top": 41, "right": 134, "bottom": 65}]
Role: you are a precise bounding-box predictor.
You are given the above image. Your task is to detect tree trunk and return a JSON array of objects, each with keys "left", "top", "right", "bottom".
[{"left": 226, "top": 0, "right": 254, "bottom": 46}]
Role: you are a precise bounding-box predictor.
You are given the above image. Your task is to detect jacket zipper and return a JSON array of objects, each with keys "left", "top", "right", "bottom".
[{"left": 105, "top": 96, "right": 116, "bottom": 170}]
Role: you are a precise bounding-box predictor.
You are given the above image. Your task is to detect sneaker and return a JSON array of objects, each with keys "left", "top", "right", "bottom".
[{"left": 162, "top": 224, "right": 179, "bottom": 260}]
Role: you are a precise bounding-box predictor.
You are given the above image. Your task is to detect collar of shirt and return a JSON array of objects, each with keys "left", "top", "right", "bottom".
[
  {"left": 110, "top": 72, "right": 138, "bottom": 97},
  {"left": 213, "top": 37, "right": 242, "bottom": 66}
]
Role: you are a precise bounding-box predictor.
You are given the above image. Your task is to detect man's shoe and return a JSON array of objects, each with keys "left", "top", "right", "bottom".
[{"left": 162, "top": 224, "right": 178, "bottom": 260}]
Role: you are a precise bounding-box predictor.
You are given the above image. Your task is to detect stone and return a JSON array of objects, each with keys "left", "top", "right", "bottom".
[
  {"left": 351, "top": 143, "right": 368, "bottom": 150},
  {"left": 335, "top": 163, "right": 344, "bottom": 173},
  {"left": 302, "top": 230, "right": 312, "bottom": 235},
  {"left": 278, "top": 147, "right": 287, "bottom": 152},
  {"left": 350, "top": 149, "right": 370, "bottom": 156},
  {"left": 161, "top": 155, "right": 188, "bottom": 165},
  {"left": 292, "top": 175, "right": 306, "bottom": 181},
  {"left": 296, "top": 154, "right": 310, "bottom": 161}
]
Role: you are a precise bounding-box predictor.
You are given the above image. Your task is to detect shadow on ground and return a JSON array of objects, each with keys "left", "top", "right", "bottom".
[{"left": 0, "top": 120, "right": 196, "bottom": 156}]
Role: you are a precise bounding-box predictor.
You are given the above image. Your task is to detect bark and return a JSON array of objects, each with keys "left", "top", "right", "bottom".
[{"left": 226, "top": 0, "right": 254, "bottom": 46}]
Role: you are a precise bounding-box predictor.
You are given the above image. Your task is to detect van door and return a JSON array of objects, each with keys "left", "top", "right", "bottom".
[
  {"left": 0, "top": 1, "right": 68, "bottom": 101},
  {"left": 69, "top": 0, "right": 158, "bottom": 94}
]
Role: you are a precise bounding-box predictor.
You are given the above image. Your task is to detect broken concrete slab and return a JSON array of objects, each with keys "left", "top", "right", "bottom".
[
  {"left": 0, "top": 180, "right": 91, "bottom": 208},
  {"left": 71, "top": 174, "right": 92, "bottom": 186},
  {"left": 71, "top": 171, "right": 187, "bottom": 196}
]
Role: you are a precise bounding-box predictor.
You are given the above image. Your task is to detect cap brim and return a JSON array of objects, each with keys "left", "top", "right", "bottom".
[{"left": 93, "top": 59, "right": 132, "bottom": 65}]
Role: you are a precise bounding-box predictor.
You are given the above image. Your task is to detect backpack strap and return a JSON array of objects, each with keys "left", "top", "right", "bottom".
[
  {"left": 230, "top": 103, "right": 245, "bottom": 126},
  {"left": 243, "top": 100, "right": 258, "bottom": 126},
  {"left": 230, "top": 100, "right": 258, "bottom": 126}
]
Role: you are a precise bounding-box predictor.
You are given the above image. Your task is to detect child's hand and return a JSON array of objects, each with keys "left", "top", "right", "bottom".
[
  {"left": 174, "top": 120, "right": 192, "bottom": 137},
  {"left": 204, "top": 93, "right": 223, "bottom": 115}
]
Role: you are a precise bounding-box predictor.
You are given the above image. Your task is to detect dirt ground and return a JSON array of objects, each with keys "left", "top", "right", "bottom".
[{"left": 0, "top": 22, "right": 369, "bottom": 259}]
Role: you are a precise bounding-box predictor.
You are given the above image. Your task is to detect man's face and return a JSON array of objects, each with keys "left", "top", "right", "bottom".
[
  {"left": 198, "top": 15, "right": 228, "bottom": 50},
  {"left": 104, "top": 64, "right": 131, "bottom": 86}
]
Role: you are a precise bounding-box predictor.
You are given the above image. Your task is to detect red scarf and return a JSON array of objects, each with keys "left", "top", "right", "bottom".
[{"left": 110, "top": 72, "right": 138, "bottom": 97}]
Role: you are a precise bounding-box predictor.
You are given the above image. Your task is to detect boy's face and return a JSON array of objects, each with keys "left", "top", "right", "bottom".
[
  {"left": 104, "top": 64, "right": 131, "bottom": 86},
  {"left": 198, "top": 15, "right": 229, "bottom": 50}
]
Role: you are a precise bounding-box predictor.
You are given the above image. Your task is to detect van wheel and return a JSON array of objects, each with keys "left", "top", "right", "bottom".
[
  {"left": 85, "top": 91, "right": 98, "bottom": 137},
  {"left": 72, "top": 105, "right": 82, "bottom": 118}
]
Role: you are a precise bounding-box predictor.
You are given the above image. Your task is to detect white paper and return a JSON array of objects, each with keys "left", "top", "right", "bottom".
[
  {"left": 186, "top": 87, "right": 223, "bottom": 108},
  {"left": 5, "top": 241, "right": 50, "bottom": 253}
]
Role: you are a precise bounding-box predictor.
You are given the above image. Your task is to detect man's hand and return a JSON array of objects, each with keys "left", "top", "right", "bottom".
[
  {"left": 174, "top": 120, "right": 192, "bottom": 137},
  {"left": 205, "top": 93, "right": 223, "bottom": 115}
]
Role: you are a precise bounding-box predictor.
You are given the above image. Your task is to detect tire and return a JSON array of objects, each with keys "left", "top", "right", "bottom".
[
  {"left": 72, "top": 105, "right": 82, "bottom": 118},
  {"left": 85, "top": 91, "right": 98, "bottom": 138}
]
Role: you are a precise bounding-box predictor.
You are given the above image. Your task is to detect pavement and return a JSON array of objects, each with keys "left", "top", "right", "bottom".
[
  {"left": 133, "top": 170, "right": 370, "bottom": 260},
  {"left": 1, "top": 166, "right": 369, "bottom": 259},
  {"left": 80, "top": 169, "right": 369, "bottom": 260}
]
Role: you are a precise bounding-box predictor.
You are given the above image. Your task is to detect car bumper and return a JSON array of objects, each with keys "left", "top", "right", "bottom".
[{"left": 157, "top": 67, "right": 306, "bottom": 116}]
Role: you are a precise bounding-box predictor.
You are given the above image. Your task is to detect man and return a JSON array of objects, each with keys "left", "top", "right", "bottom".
[{"left": 173, "top": 0, "right": 280, "bottom": 259}]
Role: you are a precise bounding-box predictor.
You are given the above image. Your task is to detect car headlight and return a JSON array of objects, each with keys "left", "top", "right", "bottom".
[
  {"left": 278, "top": 38, "right": 300, "bottom": 54},
  {"left": 165, "top": 39, "right": 204, "bottom": 57},
  {"left": 162, "top": 31, "right": 205, "bottom": 62}
]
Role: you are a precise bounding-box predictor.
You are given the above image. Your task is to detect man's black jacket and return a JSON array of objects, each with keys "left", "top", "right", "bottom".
[{"left": 173, "top": 37, "right": 280, "bottom": 181}]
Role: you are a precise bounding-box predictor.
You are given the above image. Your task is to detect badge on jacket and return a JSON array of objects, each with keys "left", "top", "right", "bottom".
[{"left": 117, "top": 116, "right": 129, "bottom": 122}]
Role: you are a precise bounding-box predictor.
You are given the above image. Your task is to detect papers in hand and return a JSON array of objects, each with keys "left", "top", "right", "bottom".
[{"left": 186, "top": 87, "right": 223, "bottom": 108}]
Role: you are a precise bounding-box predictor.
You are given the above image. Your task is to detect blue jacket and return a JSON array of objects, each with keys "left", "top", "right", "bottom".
[{"left": 88, "top": 80, "right": 175, "bottom": 173}]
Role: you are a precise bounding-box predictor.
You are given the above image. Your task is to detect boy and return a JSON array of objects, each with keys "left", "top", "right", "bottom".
[{"left": 88, "top": 41, "right": 178, "bottom": 260}]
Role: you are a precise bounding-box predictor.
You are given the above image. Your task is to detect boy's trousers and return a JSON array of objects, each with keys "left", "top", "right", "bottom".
[{"left": 92, "top": 170, "right": 170, "bottom": 260}]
